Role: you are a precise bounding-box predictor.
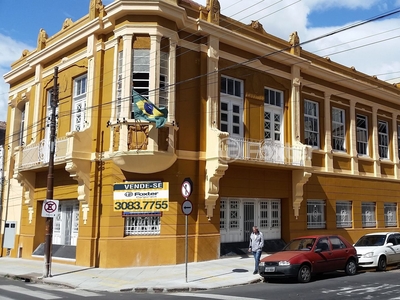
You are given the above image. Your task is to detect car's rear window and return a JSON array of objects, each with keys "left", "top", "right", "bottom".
[{"left": 354, "top": 235, "right": 386, "bottom": 246}]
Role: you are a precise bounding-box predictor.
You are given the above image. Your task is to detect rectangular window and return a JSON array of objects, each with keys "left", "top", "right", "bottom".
[
  {"left": 307, "top": 200, "right": 326, "bottom": 229},
  {"left": 72, "top": 74, "right": 88, "bottom": 132},
  {"left": 132, "top": 49, "right": 150, "bottom": 99},
  {"left": 356, "top": 114, "right": 368, "bottom": 156},
  {"left": 336, "top": 201, "right": 352, "bottom": 228},
  {"left": 220, "top": 76, "right": 243, "bottom": 137},
  {"left": 159, "top": 51, "right": 169, "bottom": 109},
  {"left": 378, "top": 120, "right": 389, "bottom": 159},
  {"left": 362, "top": 202, "right": 376, "bottom": 228},
  {"left": 124, "top": 214, "right": 160, "bottom": 236},
  {"left": 304, "top": 100, "right": 319, "bottom": 148},
  {"left": 116, "top": 50, "right": 123, "bottom": 119},
  {"left": 332, "top": 107, "right": 345, "bottom": 151},
  {"left": 19, "top": 105, "right": 25, "bottom": 146},
  {"left": 384, "top": 202, "right": 397, "bottom": 227},
  {"left": 398, "top": 125, "right": 400, "bottom": 160},
  {"left": 221, "top": 76, "right": 242, "bottom": 97},
  {"left": 264, "top": 88, "right": 282, "bottom": 107}
]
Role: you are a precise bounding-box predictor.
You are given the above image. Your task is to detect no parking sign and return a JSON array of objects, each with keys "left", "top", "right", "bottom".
[{"left": 41, "top": 199, "right": 59, "bottom": 218}]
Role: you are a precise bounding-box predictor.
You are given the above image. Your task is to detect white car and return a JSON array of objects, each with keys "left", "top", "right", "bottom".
[{"left": 354, "top": 232, "right": 400, "bottom": 271}]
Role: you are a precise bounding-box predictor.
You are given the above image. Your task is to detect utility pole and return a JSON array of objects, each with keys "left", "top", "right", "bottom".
[{"left": 44, "top": 66, "right": 58, "bottom": 278}]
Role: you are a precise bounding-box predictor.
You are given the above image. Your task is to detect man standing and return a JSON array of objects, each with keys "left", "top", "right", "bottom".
[{"left": 248, "top": 226, "right": 264, "bottom": 274}]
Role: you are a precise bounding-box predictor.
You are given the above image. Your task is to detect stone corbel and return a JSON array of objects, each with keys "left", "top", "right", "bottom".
[
  {"left": 14, "top": 172, "right": 36, "bottom": 224},
  {"left": 205, "top": 158, "right": 228, "bottom": 221},
  {"left": 205, "top": 129, "right": 229, "bottom": 220},
  {"left": 65, "top": 159, "right": 91, "bottom": 224},
  {"left": 292, "top": 170, "right": 312, "bottom": 218}
]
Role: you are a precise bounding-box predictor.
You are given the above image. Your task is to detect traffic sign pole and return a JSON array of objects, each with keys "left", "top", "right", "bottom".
[
  {"left": 181, "top": 178, "right": 193, "bottom": 283},
  {"left": 185, "top": 214, "right": 188, "bottom": 283}
]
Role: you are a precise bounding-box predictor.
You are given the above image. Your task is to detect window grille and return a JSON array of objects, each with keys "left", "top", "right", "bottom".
[
  {"left": 229, "top": 200, "right": 239, "bottom": 229},
  {"left": 362, "top": 202, "right": 376, "bottom": 228},
  {"left": 332, "top": 107, "right": 345, "bottom": 151},
  {"left": 124, "top": 214, "right": 160, "bottom": 236},
  {"left": 307, "top": 200, "right": 326, "bottom": 229},
  {"left": 304, "top": 100, "right": 319, "bottom": 148},
  {"left": 384, "top": 202, "right": 397, "bottom": 227},
  {"left": 378, "top": 120, "right": 389, "bottom": 159},
  {"left": 270, "top": 200, "right": 280, "bottom": 228},
  {"left": 336, "top": 201, "right": 352, "bottom": 228},
  {"left": 356, "top": 114, "right": 368, "bottom": 156},
  {"left": 220, "top": 199, "right": 226, "bottom": 229},
  {"left": 260, "top": 201, "right": 269, "bottom": 228}
]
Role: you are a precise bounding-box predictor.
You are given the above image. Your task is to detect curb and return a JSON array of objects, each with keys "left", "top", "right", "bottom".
[{"left": 1, "top": 273, "right": 263, "bottom": 294}]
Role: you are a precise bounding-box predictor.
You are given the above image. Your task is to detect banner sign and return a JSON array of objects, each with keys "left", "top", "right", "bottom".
[{"left": 113, "top": 181, "right": 169, "bottom": 211}]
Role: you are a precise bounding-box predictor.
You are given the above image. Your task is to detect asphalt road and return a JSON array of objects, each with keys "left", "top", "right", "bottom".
[{"left": 1, "top": 267, "right": 400, "bottom": 300}]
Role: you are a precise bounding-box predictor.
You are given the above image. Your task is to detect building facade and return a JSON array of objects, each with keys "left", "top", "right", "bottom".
[{"left": 1, "top": 0, "right": 400, "bottom": 268}]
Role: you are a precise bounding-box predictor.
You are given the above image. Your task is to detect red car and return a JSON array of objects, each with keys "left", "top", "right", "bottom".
[{"left": 259, "top": 235, "right": 358, "bottom": 283}]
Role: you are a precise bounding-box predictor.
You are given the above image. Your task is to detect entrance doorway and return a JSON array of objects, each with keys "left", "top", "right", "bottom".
[
  {"left": 220, "top": 198, "right": 281, "bottom": 243},
  {"left": 53, "top": 200, "right": 79, "bottom": 246}
]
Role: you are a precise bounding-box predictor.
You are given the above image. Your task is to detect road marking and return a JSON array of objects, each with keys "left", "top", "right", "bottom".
[
  {"left": 26, "top": 284, "right": 103, "bottom": 297},
  {"left": 169, "top": 293, "right": 263, "bottom": 300},
  {"left": 0, "top": 285, "right": 61, "bottom": 299}
]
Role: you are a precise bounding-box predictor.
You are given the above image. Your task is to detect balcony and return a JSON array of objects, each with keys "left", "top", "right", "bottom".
[
  {"left": 220, "top": 137, "right": 311, "bottom": 167},
  {"left": 14, "top": 137, "right": 69, "bottom": 172},
  {"left": 108, "top": 120, "right": 178, "bottom": 174}
]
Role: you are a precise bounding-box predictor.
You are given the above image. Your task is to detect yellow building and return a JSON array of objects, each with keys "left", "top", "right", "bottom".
[{"left": 1, "top": 0, "right": 400, "bottom": 268}]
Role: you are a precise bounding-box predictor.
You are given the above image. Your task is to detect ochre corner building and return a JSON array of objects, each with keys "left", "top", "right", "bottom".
[{"left": 1, "top": 0, "right": 400, "bottom": 268}]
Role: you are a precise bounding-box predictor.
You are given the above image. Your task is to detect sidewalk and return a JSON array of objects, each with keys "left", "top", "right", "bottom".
[{"left": 0, "top": 254, "right": 266, "bottom": 293}]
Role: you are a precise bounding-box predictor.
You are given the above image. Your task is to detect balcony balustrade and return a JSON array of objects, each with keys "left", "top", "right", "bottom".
[
  {"left": 219, "top": 136, "right": 311, "bottom": 167},
  {"left": 108, "top": 120, "right": 178, "bottom": 173},
  {"left": 14, "top": 137, "right": 69, "bottom": 172}
]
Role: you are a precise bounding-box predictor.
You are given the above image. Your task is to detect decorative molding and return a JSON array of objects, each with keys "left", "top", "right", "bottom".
[
  {"left": 65, "top": 159, "right": 91, "bottom": 224},
  {"left": 292, "top": 170, "right": 312, "bottom": 218},
  {"left": 13, "top": 172, "right": 36, "bottom": 224},
  {"left": 204, "top": 130, "right": 229, "bottom": 220}
]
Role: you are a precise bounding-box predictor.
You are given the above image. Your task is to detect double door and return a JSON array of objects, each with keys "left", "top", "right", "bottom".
[
  {"left": 53, "top": 200, "right": 79, "bottom": 246},
  {"left": 220, "top": 198, "right": 281, "bottom": 243}
]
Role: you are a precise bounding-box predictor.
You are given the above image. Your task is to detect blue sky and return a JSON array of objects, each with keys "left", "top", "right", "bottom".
[{"left": 1, "top": 0, "right": 400, "bottom": 122}]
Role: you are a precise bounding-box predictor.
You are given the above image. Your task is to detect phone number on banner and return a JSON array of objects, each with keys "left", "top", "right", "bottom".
[{"left": 114, "top": 200, "right": 169, "bottom": 211}]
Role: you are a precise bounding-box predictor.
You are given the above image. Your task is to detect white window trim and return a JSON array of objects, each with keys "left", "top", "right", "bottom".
[
  {"left": 378, "top": 120, "right": 389, "bottom": 159},
  {"left": 71, "top": 74, "right": 88, "bottom": 132},
  {"left": 304, "top": 99, "right": 320, "bottom": 148},
  {"left": 220, "top": 76, "right": 243, "bottom": 138},
  {"left": 332, "top": 107, "right": 346, "bottom": 152},
  {"left": 356, "top": 114, "right": 368, "bottom": 156}
]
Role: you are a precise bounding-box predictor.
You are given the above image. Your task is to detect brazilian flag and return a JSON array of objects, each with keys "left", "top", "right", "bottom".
[{"left": 132, "top": 89, "right": 168, "bottom": 128}]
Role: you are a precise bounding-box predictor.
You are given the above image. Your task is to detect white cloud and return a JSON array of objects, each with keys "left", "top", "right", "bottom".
[
  {"left": 214, "top": 0, "right": 400, "bottom": 81},
  {"left": 0, "top": 34, "right": 33, "bottom": 122}
]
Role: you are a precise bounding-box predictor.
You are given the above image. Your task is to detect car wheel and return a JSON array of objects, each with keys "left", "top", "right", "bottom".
[
  {"left": 345, "top": 259, "right": 357, "bottom": 275},
  {"left": 297, "top": 264, "right": 311, "bottom": 283},
  {"left": 376, "top": 256, "right": 387, "bottom": 271}
]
